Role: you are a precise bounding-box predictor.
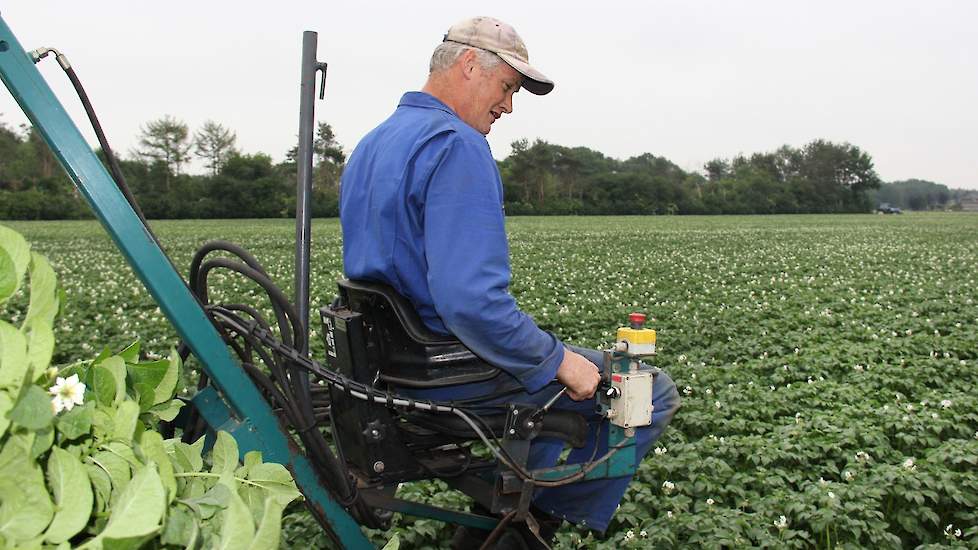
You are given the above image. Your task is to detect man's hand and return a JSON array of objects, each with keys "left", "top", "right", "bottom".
[{"left": 556, "top": 349, "right": 601, "bottom": 401}]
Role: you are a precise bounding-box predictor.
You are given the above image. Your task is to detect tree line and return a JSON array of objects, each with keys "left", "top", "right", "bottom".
[
  {"left": 0, "top": 114, "right": 948, "bottom": 220},
  {"left": 868, "top": 179, "right": 970, "bottom": 211},
  {"left": 0, "top": 117, "right": 344, "bottom": 219}
]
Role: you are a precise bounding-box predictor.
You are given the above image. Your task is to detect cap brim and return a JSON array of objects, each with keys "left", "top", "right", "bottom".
[{"left": 497, "top": 52, "right": 554, "bottom": 95}]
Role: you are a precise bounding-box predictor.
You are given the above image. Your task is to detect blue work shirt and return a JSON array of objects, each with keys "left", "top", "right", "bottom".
[{"left": 339, "top": 91, "right": 564, "bottom": 395}]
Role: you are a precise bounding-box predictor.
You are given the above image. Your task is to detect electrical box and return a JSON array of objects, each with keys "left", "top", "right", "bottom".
[{"left": 608, "top": 370, "right": 654, "bottom": 428}]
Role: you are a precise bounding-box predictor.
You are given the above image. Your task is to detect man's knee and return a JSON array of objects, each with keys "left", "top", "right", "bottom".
[{"left": 653, "top": 370, "right": 681, "bottom": 421}]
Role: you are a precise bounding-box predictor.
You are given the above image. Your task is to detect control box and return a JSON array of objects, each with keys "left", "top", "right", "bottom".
[{"left": 608, "top": 370, "right": 654, "bottom": 428}]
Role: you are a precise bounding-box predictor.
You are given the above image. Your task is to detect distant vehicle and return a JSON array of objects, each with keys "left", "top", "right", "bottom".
[{"left": 877, "top": 203, "right": 903, "bottom": 214}]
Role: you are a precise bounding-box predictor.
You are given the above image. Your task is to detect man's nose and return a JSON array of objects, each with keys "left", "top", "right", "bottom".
[{"left": 501, "top": 94, "right": 513, "bottom": 114}]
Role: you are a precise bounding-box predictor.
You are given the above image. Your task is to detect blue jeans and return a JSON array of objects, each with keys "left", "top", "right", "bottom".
[{"left": 483, "top": 345, "right": 681, "bottom": 532}]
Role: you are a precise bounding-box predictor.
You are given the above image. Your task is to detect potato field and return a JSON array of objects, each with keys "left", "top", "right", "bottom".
[{"left": 8, "top": 213, "right": 978, "bottom": 549}]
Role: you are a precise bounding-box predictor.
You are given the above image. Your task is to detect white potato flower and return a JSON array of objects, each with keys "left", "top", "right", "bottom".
[{"left": 49, "top": 374, "right": 86, "bottom": 413}]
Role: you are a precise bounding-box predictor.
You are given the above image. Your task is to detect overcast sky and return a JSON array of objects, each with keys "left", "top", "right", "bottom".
[{"left": 1, "top": 1, "right": 975, "bottom": 189}]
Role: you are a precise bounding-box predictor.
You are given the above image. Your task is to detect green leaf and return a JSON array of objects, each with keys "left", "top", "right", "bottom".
[
  {"left": 181, "top": 482, "right": 231, "bottom": 520},
  {"left": 247, "top": 498, "right": 285, "bottom": 550},
  {"left": 147, "top": 398, "right": 183, "bottom": 422},
  {"left": 128, "top": 352, "right": 180, "bottom": 406},
  {"left": 166, "top": 437, "right": 204, "bottom": 474},
  {"left": 9, "top": 385, "right": 54, "bottom": 431},
  {"left": 85, "top": 461, "right": 113, "bottom": 514},
  {"left": 217, "top": 486, "right": 255, "bottom": 550},
  {"left": 100, "top": 463, "right": 166, "bottom": 539},
  {"left": 118, "top": 341, "right": 140, "bottom": 364},
  {"left": 89, "top": 366, "right": 118, "bottom": 407},
  {"left": 91, "top": 408, "right": 115, "bottom": 442},
  {"left": 140, "top": 431, "right": 176, "bottom": 504},
  {"left": 0, "top": 320, "right": 29, "bottom": 391},
  {"left": 0, "top": 224, "right": 31, "bottom": 304},
  {"left": 0, "top": 391, "right": 12, "bottom": 438},
  {"left": 45, "top": 447, "right": 94, "bottom": 544},
  {"left": 57, "top": 401, "right": 94, "bottom": 440},
  {"left": 89, "top": 450, "right": 132, "bottom": 503},
  {"left": 134, "top": 382, "right": 156, "bottom": 412},
  {"left": 111, "top": 400, "right": 140, "bottom": 441},
  {"left": 0, "top": 247, "right": 16, "bottom": 304},
  {"left": 236, "top": 450, "right": 262, "bottom": 480},
  {"left": 126, "top": 359, "right": 167, "bottom": 405},
  {"left": 101, "top": 533, "right": 154, "bottom": 550},
  {"left": 22, "top": 251, "right": 59, "bottom": 330},
  {"left": 381, "top": 533, "right": 401, "bottom": 550},
  {"left": 92, "top": 346, "right": 113, "bottom": 365},
  {"left": 211, "top": 431, "right": 239, "bottom": 476},
  {"left": 245, "top": 463, "right": 302, "bottom": 506},
  {"left": 25, "top": 320, "right": 55, "bottom": 380},
  {"left": 30, "top": 425, "right": 54, "bottom": 459},
  {"left": 99, "top": 356, "right": 127, "bottom": 405},
  {"left": 243, "top": 450, "right": 263, "bottom": 469},
  {"left": 0, "top": 434, "right": 54, "bottom": 543},
  {"left": 160, "top": 504, "right": 198, "bottom": 547},
  {"left": 156, "top": 351, "right": 181, "bottom": 405},
  {"left": 190, "top": 435, "right": 205, "bottom": 466}
]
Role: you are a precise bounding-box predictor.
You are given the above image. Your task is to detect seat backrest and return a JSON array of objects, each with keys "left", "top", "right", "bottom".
[{"left": 330, "top": 279, "right": 500, "bottom": 388}]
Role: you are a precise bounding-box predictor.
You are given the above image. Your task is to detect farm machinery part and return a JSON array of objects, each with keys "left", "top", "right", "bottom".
[{"left": 0, "top": 16, "right": 660, "bottom": 548}]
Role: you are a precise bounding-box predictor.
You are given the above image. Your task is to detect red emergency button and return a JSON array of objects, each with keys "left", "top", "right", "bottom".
[{"left": 629, "top": 312, "right": 646, "bottom": 329}]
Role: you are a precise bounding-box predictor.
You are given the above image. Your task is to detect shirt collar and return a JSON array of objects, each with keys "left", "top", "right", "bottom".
[{"left": 398, "top": 91, "right": 459, "bottom": 118}]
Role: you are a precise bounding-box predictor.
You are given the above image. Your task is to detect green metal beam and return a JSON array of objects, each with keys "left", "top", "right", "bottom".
[{"left": 0, "top": 16, "right": 371, "bottom": 549}]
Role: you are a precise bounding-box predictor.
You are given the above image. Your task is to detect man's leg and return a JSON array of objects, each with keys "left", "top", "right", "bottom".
[{"left": 525, "top": 345, "right": 681, "bottom": 532}]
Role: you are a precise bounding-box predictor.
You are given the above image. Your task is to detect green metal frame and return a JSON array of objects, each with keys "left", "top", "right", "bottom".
[{"left": 0, "top": 16, "right": 372, "bottom": 549}]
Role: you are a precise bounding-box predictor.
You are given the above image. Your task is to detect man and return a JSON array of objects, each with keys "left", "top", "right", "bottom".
[{"left": 340, "top": 16, "right": 680, "bottom": 546}]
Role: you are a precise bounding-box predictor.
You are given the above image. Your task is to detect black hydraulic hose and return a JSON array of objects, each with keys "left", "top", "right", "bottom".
[
  {"left": 209, "top": 307, "right": 358, "bottom": 506},
  {"left": 189, "top": 241, "right": 273, "bottom": 287},
  {"left": 62, "top": 65, "right": 149, "bottom": 225},
  {"left": 196, "top": 258, "right": 299, "bottom": 351},
  {"left": 197, "top": 259, "right": 316, "bottom": 435}
]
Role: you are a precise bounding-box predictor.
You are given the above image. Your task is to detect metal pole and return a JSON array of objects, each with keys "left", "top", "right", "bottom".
[{"left": 295, "top": 31, "right": 319, "bottom": 395}]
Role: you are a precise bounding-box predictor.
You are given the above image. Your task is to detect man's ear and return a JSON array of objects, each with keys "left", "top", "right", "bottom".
[{"left": 458, "top": 49, "right": 478, "bottom": 80}]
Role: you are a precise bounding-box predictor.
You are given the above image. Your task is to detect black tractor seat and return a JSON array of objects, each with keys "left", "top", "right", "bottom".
[{"left": 334, "top": 278, "right": 501, "bottom": 388}]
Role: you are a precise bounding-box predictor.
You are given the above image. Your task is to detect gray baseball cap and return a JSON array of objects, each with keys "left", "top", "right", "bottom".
[{"left": 443, "top": 16, "right": 554, "bottom": 95}]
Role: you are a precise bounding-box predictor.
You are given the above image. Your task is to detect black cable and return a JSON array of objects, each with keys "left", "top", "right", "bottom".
[
  {"left": 195, "top": 257, "right": 298, "bottom": 349},
  {"left": 62, "top": 65, "right": 148, "bottom": 225},
  {"left": 207, "top": 305, "right": 359, "bottom": 507}
]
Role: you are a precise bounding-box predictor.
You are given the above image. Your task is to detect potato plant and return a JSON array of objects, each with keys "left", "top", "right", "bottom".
[{"left": 0, "top": 225, "right": 302, "bottom": 549}]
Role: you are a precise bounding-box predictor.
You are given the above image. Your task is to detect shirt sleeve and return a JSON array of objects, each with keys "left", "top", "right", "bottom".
[{"left": 422, "top": 135, "right": 564, "bottom": 394}]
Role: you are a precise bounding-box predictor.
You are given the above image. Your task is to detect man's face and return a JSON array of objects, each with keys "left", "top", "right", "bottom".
[{"left": 458, "top": 60, "right": 522, "bottom": 135}]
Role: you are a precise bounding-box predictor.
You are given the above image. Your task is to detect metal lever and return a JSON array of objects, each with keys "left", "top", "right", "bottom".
[
  {"left": 317, "top": 62, "right": 328, "bottom": 99},
  {"left": 540, "top": 387, "right": 566, "bottom": 412}
]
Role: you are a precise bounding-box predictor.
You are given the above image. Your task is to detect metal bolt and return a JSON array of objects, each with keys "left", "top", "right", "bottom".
[
  {"left": 373, "top": 461, "right": 385, "bottom": 473},
  {"left": 509, "top": 428, "right": 516, "bottom": 435},
  {"left": 526, "top": 421, "right": 535, "bottom": 429},
  {"left": 371, "top": 429, "right": 380, "bottom": 438}
]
